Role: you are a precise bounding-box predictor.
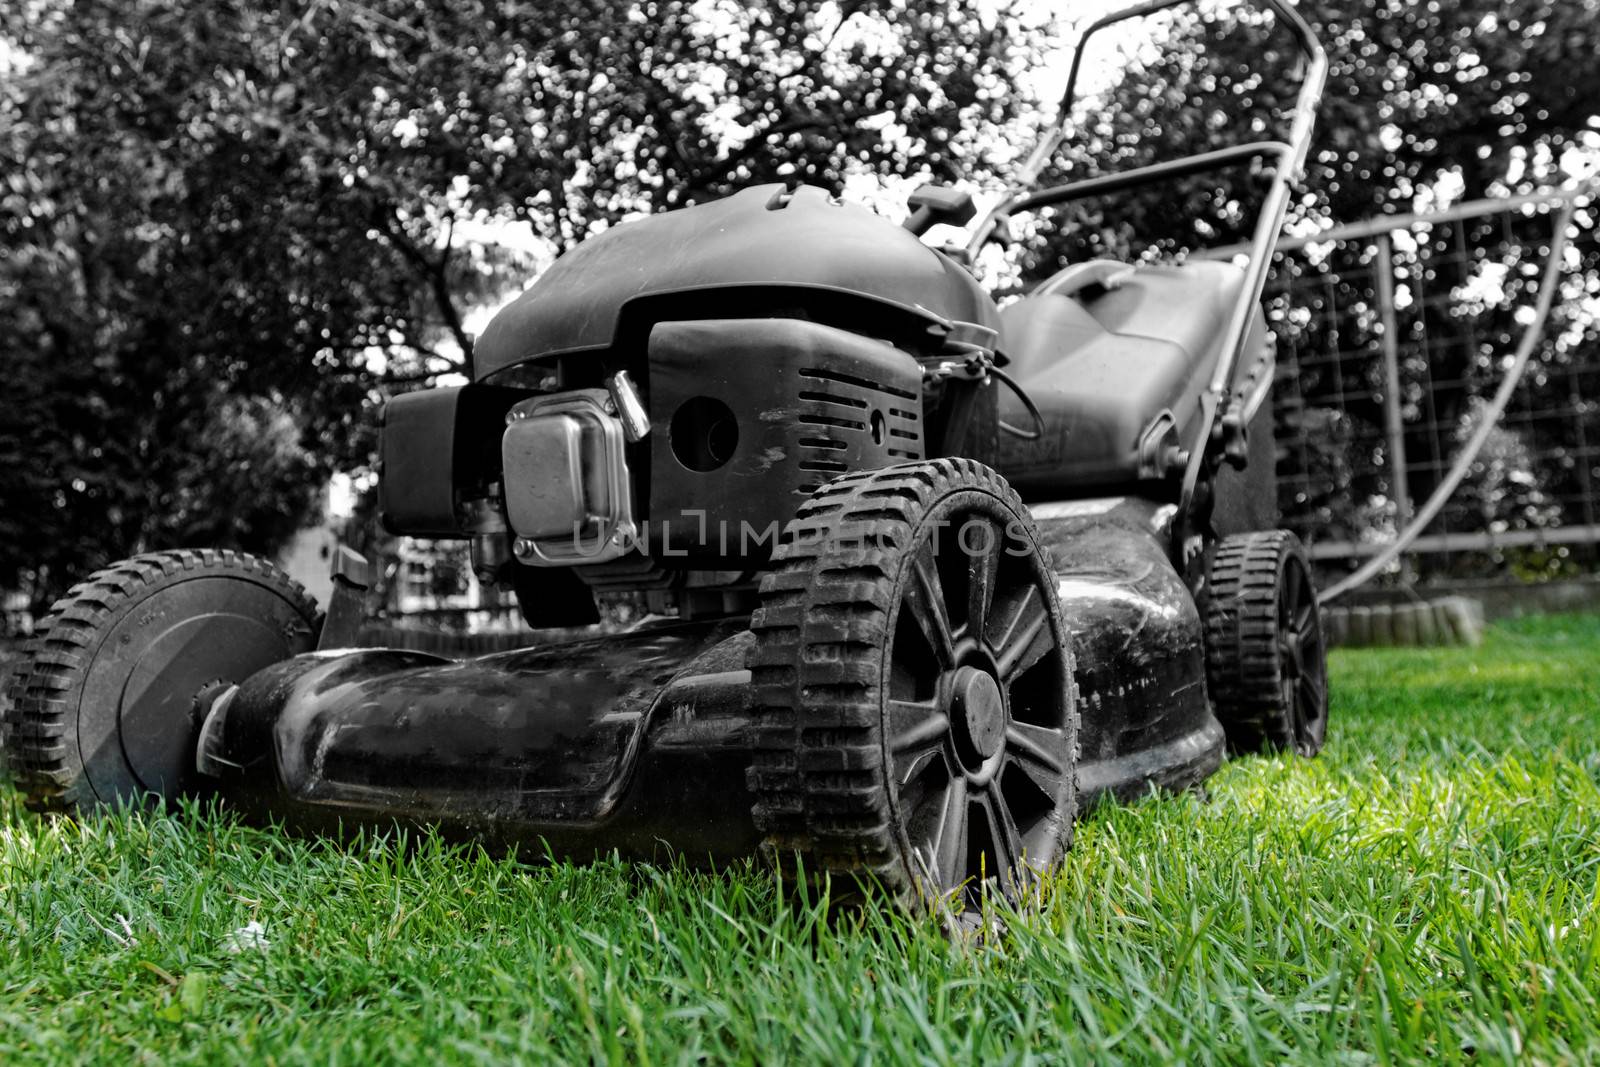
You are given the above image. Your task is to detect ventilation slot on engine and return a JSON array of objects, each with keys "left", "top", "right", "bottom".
[
  {"left": 797, "top": 412, "right": 868, "bottom": 431},
  {"left": 797, "top": 390, "right": 868, "bottom": 409},
  {"left": 793, "top": 365, "right": 923, "bottom": 494},
  {"left": 798, "top": 367, "right": 919, "bottom": 401}
]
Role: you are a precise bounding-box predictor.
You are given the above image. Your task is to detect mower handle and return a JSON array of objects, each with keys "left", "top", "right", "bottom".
[
  {"left": 966, "top": 0, "right": 1327, "bottom": 559},
  {"left": 971, "top": 0, "right": 1326, "bottom": 251},
  {"left": 1004, "top": 140, "right": 1294, "bottom": 216},
  {"left": 1056, "top": 0, "right": 1323, "bottom": 175}
]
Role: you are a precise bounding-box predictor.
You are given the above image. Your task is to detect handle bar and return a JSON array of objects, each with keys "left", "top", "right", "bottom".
[
  {"left": 965, "top": 0, "right": 1328, "bottom": 561},
  {"left": 1057, "top": 0, "right": 1324, "bottom": 173},
  {"left": 970, "top": 0, "right": 1326, "bottom": 251}
]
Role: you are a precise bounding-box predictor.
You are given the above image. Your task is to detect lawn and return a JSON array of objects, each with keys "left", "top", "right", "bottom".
[{"left": 2, "top": 614, "right": 1597, "bottom": 1065}]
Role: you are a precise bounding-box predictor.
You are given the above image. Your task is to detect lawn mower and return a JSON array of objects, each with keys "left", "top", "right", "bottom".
[{"left": 4, "top": 0, "right": 1330, "bottom": 917}]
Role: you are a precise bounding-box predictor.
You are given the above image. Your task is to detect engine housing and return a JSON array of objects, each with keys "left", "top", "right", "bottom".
[{"left": 642, "top": 318, "right": 924, "bottom": 565}]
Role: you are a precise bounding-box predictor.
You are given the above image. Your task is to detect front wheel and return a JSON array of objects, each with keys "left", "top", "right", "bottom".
[
  {"left": 1204, "top": 529, "right": 1329, "bottom": 757},
  {"left": 747, "top": 459, "right": 1079, "bottom": 918},
  {"left": 6, "top": 550, "right": 321, "bottom": 814}
]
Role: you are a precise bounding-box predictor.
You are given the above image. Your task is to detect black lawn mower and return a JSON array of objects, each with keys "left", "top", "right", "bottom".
[{"left": 4, "top": 0, "right": 1331, "bottom": 918}]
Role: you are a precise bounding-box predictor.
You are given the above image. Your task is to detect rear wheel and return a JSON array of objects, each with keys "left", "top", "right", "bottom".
[
  {"left": 6, "top": 550, "right": 320, "bottom": 814},
  {"left": 1204, "top": 530, "right": 1328, "bottom": 756},
  {"left": 748, "top": 459, "right": 1078, "bottom": 918}
]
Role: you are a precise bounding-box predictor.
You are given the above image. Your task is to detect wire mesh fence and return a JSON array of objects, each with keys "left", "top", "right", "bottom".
[{"left": 1260, "top": 186, "right": 1600, "bottom": 588}]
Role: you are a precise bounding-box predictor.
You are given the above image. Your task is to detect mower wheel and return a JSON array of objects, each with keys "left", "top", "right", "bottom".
[
  {"left": 1204, "top": 530, "right": 1328, "bottom": 757},
  {"left": 748, "top": 459, "right": 1079, "bottom": 918},
  {"left": 6, "top": 550, "right": 320, "bottom": 814}
]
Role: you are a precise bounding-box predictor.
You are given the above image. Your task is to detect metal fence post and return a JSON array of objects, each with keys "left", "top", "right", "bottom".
[{"left": 1373, "top": 234, "right": 1415, "bottom": 545}]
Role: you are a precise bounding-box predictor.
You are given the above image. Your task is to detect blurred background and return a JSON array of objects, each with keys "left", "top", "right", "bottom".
[{"left": 1, "top": 0, "right": 1597, "bottom": 646}]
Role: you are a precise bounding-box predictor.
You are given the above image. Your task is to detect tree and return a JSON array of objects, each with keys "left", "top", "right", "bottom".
[{"left": 0, "top": 0, "right": 1040, "bottom": 603}]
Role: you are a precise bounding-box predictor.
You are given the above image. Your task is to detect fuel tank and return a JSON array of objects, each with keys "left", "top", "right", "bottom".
[{"left": 473, "top": 185, "right": 1000, "bottom": 381}]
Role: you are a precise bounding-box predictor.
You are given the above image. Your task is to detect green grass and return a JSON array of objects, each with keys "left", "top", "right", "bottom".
[{"left": 3, "top": 615, "right": 1598, "bottom": 1065}]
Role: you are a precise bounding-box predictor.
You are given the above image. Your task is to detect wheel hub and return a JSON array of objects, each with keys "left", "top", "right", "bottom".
[
  {"left": 118, "top": 611, "right": 294, "bottom": 795},
  {"left": 950, "top": 666, "right": 1006, "bottom": 774}
]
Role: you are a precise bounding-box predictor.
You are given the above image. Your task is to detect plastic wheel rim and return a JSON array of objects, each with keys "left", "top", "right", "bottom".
[
  {"left": 1278, "top": 554, "right": 1327, "bottom": 757},
  {"left": 882, "top": 501, "right": 1074, "bottom": 907}
]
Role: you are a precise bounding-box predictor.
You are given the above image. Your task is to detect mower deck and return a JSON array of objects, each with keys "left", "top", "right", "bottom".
[{"left": 198, "top": 497, "right": 1223, "bottom": 861}]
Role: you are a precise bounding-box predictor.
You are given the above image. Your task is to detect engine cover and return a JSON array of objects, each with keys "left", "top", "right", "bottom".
[
  {"left": 472, "top": 184, "right": 999, "bottom": 381},
  {"left": 645, "top": 318, "right": 924, "bottom": 564}
]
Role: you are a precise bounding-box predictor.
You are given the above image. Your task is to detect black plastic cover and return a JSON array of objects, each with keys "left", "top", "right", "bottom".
[
  {"left": 379, "top": 384, "right": 525, "bottom": 537},
  {"left": 473, "top": 185, "right": 998, "bottom": 381},
  {"left": 203, "top": 502, "right": 1225, "bottom": 860},
  {"left": 996, "top": 261, "right": 1264, "bottom": 495},
  {"left": 645, "top": 318, "right": 924, "bottom": 564}
]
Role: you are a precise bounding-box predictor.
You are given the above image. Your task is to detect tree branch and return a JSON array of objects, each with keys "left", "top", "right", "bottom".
[{"left": 376, "top": 210, "right": 475, "bottom": 360}]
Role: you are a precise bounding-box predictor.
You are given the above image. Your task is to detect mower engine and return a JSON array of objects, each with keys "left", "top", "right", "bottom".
[
  {"left": 377, "top": 185, "right": 998, "bottom": 621},
  {"left": 495, "top": 319, "right": 926, "bottom": 568}
]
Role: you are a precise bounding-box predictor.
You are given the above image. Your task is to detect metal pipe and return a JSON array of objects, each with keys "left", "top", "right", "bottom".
[
  {"left": 997, "top": 0, "right": 1191, "bottom": 210},
  {"left": 969, "top": 0, "right": 1326, "bottom": 255},
  {"left": 1175, "top": 11, "right": 1326, "bottom": 544},
  {"left": 1200, "top": 186, "right": 1594, "bottom": 259},
  {"left": 1307, "top": 523, "right": 1600, "bottom": 560},
  {"left": 1003, "top": 141, "right": 1292, "bottom": 214}
]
